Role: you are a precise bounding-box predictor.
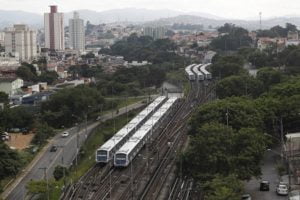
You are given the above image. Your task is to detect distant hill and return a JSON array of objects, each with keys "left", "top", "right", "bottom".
[
  {"left": 0, "top": 8, "right": 226, "bottom": 28},
  {"left": 145, "top": 15, "right": 300, "bottom": 30},
  {"left": 0, "top": 10, "right": 42, "bottom": 28},
  {"left": 0, "top": 8, "right": 300, "bottom": 30},
  {"left": 63, "top": 8, "right": 224, "bottom": 24}
]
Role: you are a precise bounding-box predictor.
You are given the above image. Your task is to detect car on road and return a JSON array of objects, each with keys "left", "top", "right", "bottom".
[
  {"left": 260, "top": 180, "right": 270, "bottom": 191},
  {"left": 61, "top": 131, "right": 69, "bottom": 137},
  {"left": 276, "top": 184, "right": 288, "bottom": 195},
  {"left": 50, "top": 145, "right": 57, "bottom": 152},
  {"left": 241, "top": 194, "right": 251, "bottom": 200}
]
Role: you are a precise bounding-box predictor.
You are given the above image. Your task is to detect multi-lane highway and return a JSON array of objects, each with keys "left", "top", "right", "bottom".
[{"left": 3, "top": 101, "right": 145, "bottom": 200}]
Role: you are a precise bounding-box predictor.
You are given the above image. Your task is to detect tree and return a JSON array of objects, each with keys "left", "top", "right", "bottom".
[
  {"left": 256, "top": 67, "right": 282, "bottom": 91},
  {"left": 286, "top": 23, "right": 298, "bottom": 32},
  {"left": 204, "top": 175, "right": 243, "bottom": 200},
  {"left": 189, "top": 97, "right": 264, "bottom": 132},
  {"left": 216, "top": 75, "right": 264, "bottom": 98},
  {"left": 211, "top": 24, "right": 252, "bottom": 51},
  {"left": 53, "top": 165, "right": 68, "bottom": 181},
  {"left": 182, "top": 123, "right": 266, "bottom": 181},
  {"left": 0, "top": 92, "right": 8, "bottom": 104},
  {"left": 270, "top": 25, "right": 286, "bottom": 37},
  {"left": 39, "top": 71, "right": 58, "bottom": 85},
  {"left": 0, "top": 107, "right": 34, "bottom": 129},
  {"left": 210, "top": 55, "right": 246, "bottom": 78},
  {"left": 0, "top": 142, "right": 22, "bottom": 181},
  {"left": 31, "top": 123, "right": 55, "bottom": 145},
  {"left": 16, "top": 66, "right": 37, "bottom": 82},
  {"left": 248, "top": 50, "right": 268, "bottom": 68},
  {"left": 41, "top": 86, "right": 105, "bottom": 128}
]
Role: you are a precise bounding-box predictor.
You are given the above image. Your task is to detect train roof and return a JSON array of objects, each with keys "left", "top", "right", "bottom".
[
  {"left": 185, "top": 64, "right": 196, "bottom": 75},
  {"left": 97, "top": 96, "right": 166, "bottom": 152},
  {"left": 200, "top": 63, "right": 211, "bottom": 75},
  {"left": 192, "top": 64, "right": 204, "bottom": 76},
  {"left": 116, "top": 97, "right": 178, "bottom": 155}
]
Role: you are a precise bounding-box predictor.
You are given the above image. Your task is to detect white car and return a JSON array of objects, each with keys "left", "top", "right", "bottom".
[
  {"left": 61, "top": 131, "right": 69, "bottom": 138},
  {"left": 276, "top": 184, "right": 288, "bottom": 195},
  {"left": 241, "top": 194, "right": 251, "bottom": 200}
]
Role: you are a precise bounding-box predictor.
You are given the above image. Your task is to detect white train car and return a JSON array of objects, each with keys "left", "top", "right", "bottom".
[
  {"left": 95, "top": 96, "right": 167, "bottom": 163},
  {"left": 192, "top": 64, "right": 205, "bottom": 81},
  {"left": 114, "top": 97, "right": 178, "bottom": 167},
  {"left": 200, "top": 63, "right": 212, "bottom": 80},
  {"left": 185, "top": 64, "right": 196, "bottom": 81}
]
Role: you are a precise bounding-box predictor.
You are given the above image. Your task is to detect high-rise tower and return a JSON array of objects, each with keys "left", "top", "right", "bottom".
[
  {"left": 4, "top": 24, "right": 37, "bottom": 61},
  {"left": 44, "top": 5, "right": 65, "bottom": 50},
  {"left": 69, "top": 12, "right": 85, "bottom": 52}
]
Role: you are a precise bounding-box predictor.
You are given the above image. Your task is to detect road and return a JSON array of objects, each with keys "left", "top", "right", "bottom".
[
  {"left": 3, "top": 101, "right": 145, "bottom": 200},
  {"left": 244, "top": 149, "right": 288, "bottom": 200}
]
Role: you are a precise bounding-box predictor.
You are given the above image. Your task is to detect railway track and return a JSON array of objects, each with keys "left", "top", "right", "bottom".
[
  {"left": 62, "top": 78, "right": 215, "bottom": 200},
  {"left": 136, "top": 80, "right": 216, "bottom": 200}
]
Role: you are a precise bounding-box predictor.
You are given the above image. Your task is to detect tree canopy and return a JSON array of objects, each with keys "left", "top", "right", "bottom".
[
  {"left": 41, "top": 85, "right": 104, "bottom": 128},
  {"left": 99, "top": 33, "right": 178, "bottom": 64},
  {"left": 211, "top": 24, "right": 252, "bottom": 51}
]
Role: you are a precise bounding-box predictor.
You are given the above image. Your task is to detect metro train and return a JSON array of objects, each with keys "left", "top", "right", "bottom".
[
  {"left": 200, "top": 63, "right": 212, "bottom": 80},
  {"left": 185, "top": 63, "right": 212, "bottom": 81},
  {"left": 114, "top": 97, "right": 178, "bottom": 167},
  {"left": 192, "top": 64, "right": 205, "bottom": 81},
  {"left": 185, "top": 64, "right": 196, "bottom": 81},
  {"left": 95, "top": 96, "right": 167, "bottom": 163}
]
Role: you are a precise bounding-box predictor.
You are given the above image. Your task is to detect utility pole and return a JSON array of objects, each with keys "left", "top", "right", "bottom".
[
  {"left": 109, "top": 163, "right": 112, "bottom": 200},
  {"left": 126, "top": 96, "right": 128, "bottom": 123},
  {"left": 75, "top": 122, "right": 80, "bottom": 175},
  {"left": 131, "top": 162, "right": 134, "bottom": 200},
  {"left": 39, "top": 167, "right": 49, "bottom": 200},
  {"left": 226, "top": 108, "right": 229, "bottom": 127},
  {"left": 259, "top": 12, "right": 262, "bottom": 30}
]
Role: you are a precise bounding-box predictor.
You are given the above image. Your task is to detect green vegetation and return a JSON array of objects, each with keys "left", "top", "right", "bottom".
[
  {"left": 31, "top": 123, "right": 55, "bottom": 146},
  {"left": 257, "top": 23, "right": 297, "bottom": 38},
  {"left": 100, "top": 33, "right": 178, "bottom": 63},
  {"left": 182, "top": 49, "right": 300, "bottom": 197},
  {"left": 41, "top": 85, "right": 105, "bottom": 128},
  {"left": 68, "top": 65, "right": 103, "bottom": 79},
  {"left": 0, "top": 92, "right": 8, "bottom": 105},
  {"left": 0, "top": 106, "right": 34, "bottom": 130},
  {"left": 26, "top": 110, "right": 139, "bottom": 200},
  {"left": 210, "top": 23, "right": 252, "bottom": 51},
  {"left": 216, "top": 75, "right": 263, "bottom": 98},
  {"left": 16, "top": 62, "right": 59, "bottom": 84},
  {"left": 210, "top": 55, "right": 246, "bottom": 79},
  {"left": 0, "top": 142, "right": 22, "bottom": 192},
  {"left": 53, "top": 165, "right": 69, "bottom": 181},
  {"left": 204, "top": 175, "right": 243, "bottom": 200}
]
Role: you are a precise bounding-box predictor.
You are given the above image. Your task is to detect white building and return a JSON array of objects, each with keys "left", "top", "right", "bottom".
[
  {"left": 143, "top": 26, "right": 166, "bottom": 40},
  {"left": 44, "top": 5, "right": 65, "bottom": 50},
  {"left": 0, "top": 78, "right": 23, "bottom": 95},
  {"left": 4, "top": 24, "right": 37, "bottom": 61},
  {"left": 0, "top": 32, "right": 5, "bottom": 46},
  {"left": 69, "top": 12, "right": 85, "bottom": 52}
]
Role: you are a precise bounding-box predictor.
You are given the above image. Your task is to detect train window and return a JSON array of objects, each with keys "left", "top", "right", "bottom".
[
  {"left": 116, "top": 154, "right": 126, "bottom": 159},
  {"left": 97, "top": 150, "right": 107, "bottom": 156}
]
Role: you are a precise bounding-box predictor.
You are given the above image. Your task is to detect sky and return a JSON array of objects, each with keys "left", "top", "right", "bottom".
[{"left": 0, "top": 0, "right": 300, "bottom": 19}]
